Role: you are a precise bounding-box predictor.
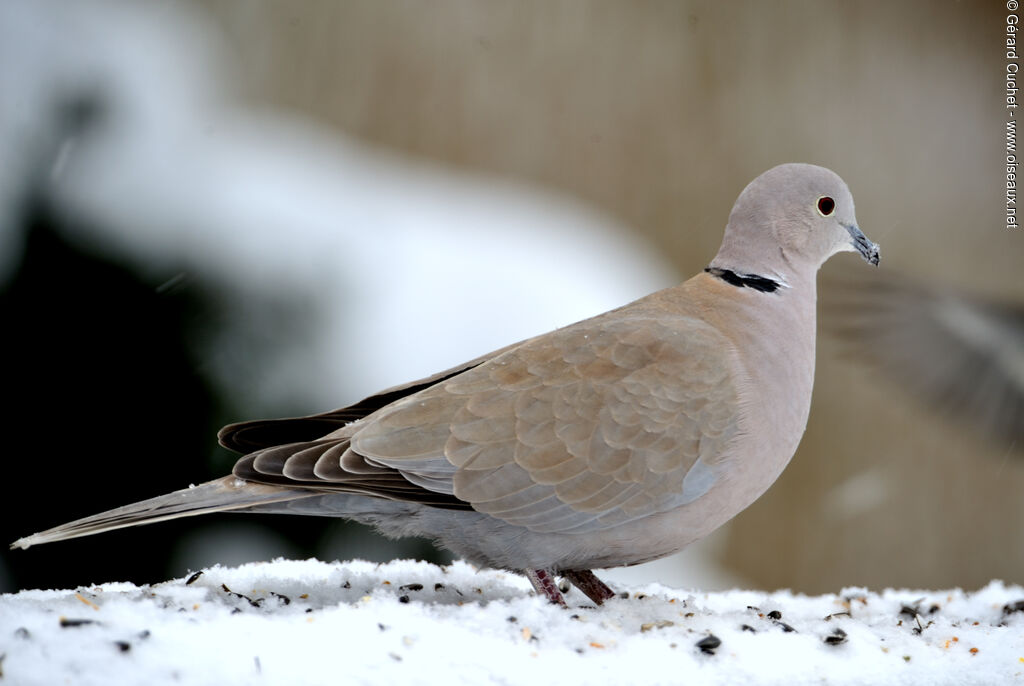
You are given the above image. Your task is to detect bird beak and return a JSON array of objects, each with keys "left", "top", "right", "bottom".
[{"left": 844, "top": 223, "right": 880, "bottom": 266}]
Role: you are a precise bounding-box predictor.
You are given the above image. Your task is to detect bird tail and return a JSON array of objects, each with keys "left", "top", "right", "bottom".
[{"left": 9, "top": 477, "right": 314, "bottom": 550}]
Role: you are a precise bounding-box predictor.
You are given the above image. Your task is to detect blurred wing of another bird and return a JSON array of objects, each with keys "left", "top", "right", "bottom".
[{"left": 823, "top": 267, "right": 1024, "bottom": 451}]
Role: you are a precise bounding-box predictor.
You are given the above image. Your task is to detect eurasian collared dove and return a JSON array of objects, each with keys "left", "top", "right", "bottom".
[{"left": 11, "top": 163, "right": 879, "bottom": 605}]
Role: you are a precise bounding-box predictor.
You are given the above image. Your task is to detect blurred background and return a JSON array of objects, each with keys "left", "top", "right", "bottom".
[{"left": 1, "top": 0, "right": 1019, "bottom": 595}]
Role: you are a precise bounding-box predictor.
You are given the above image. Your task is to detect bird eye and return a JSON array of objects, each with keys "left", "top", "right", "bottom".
[{"left": 817, "top": 196, "right": 835, "bottom": 216}]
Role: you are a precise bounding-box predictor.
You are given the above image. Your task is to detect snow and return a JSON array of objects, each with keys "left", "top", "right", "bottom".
[{"left": 2, "top": 559, "right": 1022, "bottom": 685}]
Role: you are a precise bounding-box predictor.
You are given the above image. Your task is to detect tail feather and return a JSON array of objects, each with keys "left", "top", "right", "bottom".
[{"left": 10, "top": 477, "right": 315, "bottom": 550}]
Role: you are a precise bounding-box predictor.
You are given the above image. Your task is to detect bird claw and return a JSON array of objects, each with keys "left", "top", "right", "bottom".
[
  {"left": 524, "top": 569, "right": 567, "bottom": 607},
  {"left": 563, "top": 570, "right": 617, "bottom": 605},
  {"left": 525, "top": 568, "right": 616, "bottom": 606}
]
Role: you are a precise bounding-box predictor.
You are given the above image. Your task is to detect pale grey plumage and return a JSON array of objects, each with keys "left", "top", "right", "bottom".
[{"left": 11, "top": 163, "right": 880, "bottom": 605}]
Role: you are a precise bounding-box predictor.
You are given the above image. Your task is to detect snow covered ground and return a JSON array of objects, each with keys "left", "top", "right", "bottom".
[{"left": 2, "top": 558, "right": 1022, "bottom": 685}]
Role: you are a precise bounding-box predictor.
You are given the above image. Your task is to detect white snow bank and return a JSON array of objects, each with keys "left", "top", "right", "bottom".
[{"left": 2, "top": 559, "right": 1021, "bottom": 685}]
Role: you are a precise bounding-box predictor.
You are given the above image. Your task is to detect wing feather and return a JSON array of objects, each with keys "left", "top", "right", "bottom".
[
  {"left": 350, "top": 313, "right": 740, "bottom": 534},
  {"left": 224, "top": 310, "right": 740, "bottom": 534}
]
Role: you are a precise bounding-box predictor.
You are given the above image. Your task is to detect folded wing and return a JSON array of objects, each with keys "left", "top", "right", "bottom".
[{"left": 235, "top": 313, "right": 740, "bottom": 534}]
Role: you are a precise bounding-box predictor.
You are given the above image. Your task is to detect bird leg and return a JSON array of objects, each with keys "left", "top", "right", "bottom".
[
  {"left": 563, "top": 569, "right": 617, "bottom": 605},
  {"left": 524, "top": 568, "right": 567, "bottom": 607}
]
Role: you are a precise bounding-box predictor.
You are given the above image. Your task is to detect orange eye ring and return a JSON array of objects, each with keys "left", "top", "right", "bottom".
[{"left": 817, "top": 196, "right": 835, "bottom": 216}]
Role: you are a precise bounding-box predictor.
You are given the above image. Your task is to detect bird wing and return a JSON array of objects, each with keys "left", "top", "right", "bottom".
[
  {"left": 345, "top": 312, "right": 741, "bottom": 534},
  {"left": 218, "top": 341, "right": 521, "bottom": 454},
  {"left": 825, "top": 268, "right": 1024, "bottom": 450}
]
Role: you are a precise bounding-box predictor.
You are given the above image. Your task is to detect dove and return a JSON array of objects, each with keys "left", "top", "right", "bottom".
[{"left": 11, "top": 163, "right": 879, "bottom": 606}]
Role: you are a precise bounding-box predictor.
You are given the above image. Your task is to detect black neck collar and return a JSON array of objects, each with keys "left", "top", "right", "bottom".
[{"left": 704, "top": 267, "right": 782, "bottom": 293}]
